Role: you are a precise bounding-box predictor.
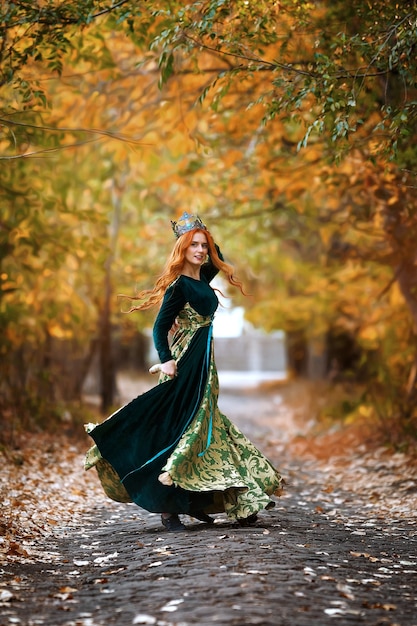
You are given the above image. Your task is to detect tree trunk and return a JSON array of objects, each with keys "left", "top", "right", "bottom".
[
  {"left": 384, "top": 191, "right": 417, "bottom": 405},
  {"left": 396, "top": 260, "right": 417, "bottom": 402},
  {"left": 99, "top": 267, "right": 116, "bottom": 414},
  {"left": 98, "top": 171, "right": 125, "bottom": 413}
]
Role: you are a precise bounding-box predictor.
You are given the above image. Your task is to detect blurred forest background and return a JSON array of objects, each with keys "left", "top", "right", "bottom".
[{"left": 1, "top": 0, "right": 417, "bottom": 448}]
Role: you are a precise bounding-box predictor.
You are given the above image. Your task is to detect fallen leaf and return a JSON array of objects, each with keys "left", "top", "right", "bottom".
[
  {"left": 6, "top": 542, "right": 29, "bottom": 557},
  {"left": 365, "top": 602, "right": 397, "bottom": 611},
  {"left": 0, "top": 590, "right": 13, "bottom": 602},
  {"left": 160, "top": 598, "right": 184, "bottom": 612},
  {"left": 336, "top": 583, "right": 355, "bottom": 600},
  {"left": 93, "top": 551, "right": 118, "bottom": 564},
  {"left": 324, "top": 608, "right": 344, "bottom": 616},
  {"left": 132, "top": 614, "right": 157, "bottom": 624},
  {"left": 53, "top": 592, "right": 74, "bottom": 601}
]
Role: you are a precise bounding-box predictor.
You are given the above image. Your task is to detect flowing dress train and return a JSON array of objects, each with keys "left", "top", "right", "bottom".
[{"left": 85, "top": 266, "right": 283, "bottom": 520}]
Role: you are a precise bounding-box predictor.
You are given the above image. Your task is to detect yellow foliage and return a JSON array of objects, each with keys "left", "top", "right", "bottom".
[
  {"left": 358, "top": 405, "right": 374, "bottom": 418},
  {"left": 389, "top": 283, "right": 405, "bottom": 308},
  {"left": 65, "top": 256, "right": 79, "bottom": 271},
  {"left": 11, "top": 227, "right": 31, "bottom": 242},
  {"left": 48, "top": 324, "right": 73, "bottom": 339},
  {"left": 357, "top": 324, "right": 388, "bottom": 350},
  {"left": 1, "top": 281, "right": 17, "bottom": 292}
]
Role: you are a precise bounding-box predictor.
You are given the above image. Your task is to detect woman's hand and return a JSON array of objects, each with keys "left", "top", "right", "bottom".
[
  {"left": 169, "top": 319, "right": 179, "bottom": 335},
  {"left": 159, "top": 359, "right": 177, "bottom": 378}
]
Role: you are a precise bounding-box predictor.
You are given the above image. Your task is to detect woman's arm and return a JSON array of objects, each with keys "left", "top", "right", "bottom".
[
  {"left": 152, "top": 280, "right": 186, "bottom": 367},
  {"left": 201, "top": 244, "right": 224, "bottom": 283}
]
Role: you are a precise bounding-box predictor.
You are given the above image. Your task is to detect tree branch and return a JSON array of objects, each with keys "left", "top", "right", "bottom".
[
  {"left": 0, "top": 117, "right": 152, "bottom": 146},
  {"left": 181, "top": 30, "right": 410, "bottom": 82},
  {"left": 2, "top": 0, "right": 131, "bottom": 30}
]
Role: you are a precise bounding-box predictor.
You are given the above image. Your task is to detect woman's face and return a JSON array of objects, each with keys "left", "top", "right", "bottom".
[{"left": 184, "top": 231, "right": 209, "bottom": 270}]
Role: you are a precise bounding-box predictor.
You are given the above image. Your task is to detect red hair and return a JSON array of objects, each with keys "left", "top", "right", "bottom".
[{"left": 123, "top": 228, "right": 245, "bottom": 312}]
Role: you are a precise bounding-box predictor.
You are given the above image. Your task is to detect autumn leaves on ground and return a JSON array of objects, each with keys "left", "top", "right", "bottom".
[{"left": 1, "top": 378, "right": 416, "bottom": 567}]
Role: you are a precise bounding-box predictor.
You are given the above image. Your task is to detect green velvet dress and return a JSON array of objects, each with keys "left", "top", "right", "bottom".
[{"left": 85, "top": 258, "right": 282, "bottom": 520}]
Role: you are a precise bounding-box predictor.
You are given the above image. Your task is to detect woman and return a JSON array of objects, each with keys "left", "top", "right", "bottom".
[{"left": 85, "top": 212, "right": 283, "bottom": 531}]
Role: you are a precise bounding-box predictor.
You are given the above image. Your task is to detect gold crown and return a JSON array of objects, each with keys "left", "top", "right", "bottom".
[{"left": 171, "top": 212, "right": 207, "bottom": 238}]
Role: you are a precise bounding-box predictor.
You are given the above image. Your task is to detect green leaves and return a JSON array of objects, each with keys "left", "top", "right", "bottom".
[{"left": 158, "top": 51, "right": 175, "bottom": 88}]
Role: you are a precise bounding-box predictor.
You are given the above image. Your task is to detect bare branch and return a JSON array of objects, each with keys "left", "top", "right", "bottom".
[
  {"left": 0, "top": 137, "right": 103, "bottom": 160},
  {"left": 0, "top": 117, "right": 153, "bottom": 146},
  {"left": 181, "top": 30, "right": 408, "bottom": 82}
]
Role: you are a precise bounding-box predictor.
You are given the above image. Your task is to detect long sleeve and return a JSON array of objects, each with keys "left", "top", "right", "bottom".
[
  {"left": 153, "top": 281, "right": 186, "bottom": 363},
  {"left": 202, "top": 244, "right": 224, "bottom": 283}
]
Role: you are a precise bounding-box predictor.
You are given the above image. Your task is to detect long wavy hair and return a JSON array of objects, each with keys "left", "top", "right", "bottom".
[{"left": 123, "top": 228, "right": 246, "bottom": 312}]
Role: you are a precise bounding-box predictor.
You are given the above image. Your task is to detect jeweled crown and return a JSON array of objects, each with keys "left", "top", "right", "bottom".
[{"left": 171, "top": 212, "right": 207, "bottom": 238}]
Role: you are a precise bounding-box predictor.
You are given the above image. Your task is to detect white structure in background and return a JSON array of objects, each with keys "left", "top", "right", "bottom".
[
  {"left": 212, "top": 303, "right": 287, "bottom": 388},
  {"left": 213, "top": 305, "right": 245, "bottom": 337},
  {"left": 202, "top": 277, "right": 287, "bottom": 387}
]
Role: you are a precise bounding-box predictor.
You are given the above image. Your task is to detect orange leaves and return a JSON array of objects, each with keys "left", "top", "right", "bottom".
[
  {"left": 0, "top": 432, "right": 108, "bottom": 565},
  {"left": 3, "top": 542, "right": 30, "bottom": 559},
  {"left": 222, "top": 149, "right": 244, "bottom": 169}
]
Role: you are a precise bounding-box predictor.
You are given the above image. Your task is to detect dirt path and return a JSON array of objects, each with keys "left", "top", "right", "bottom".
[{"left": 1, "top": 379, "right": 417, "bottom": 626}]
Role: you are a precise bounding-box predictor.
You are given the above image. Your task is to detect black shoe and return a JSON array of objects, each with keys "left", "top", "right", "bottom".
[
  {"left": 237, "top": 513, "right": 258, "bottom": 527},
  {"left": 161, "top": 514, "right": 186, "bottom": 532},
  {"left": 189, "top": 510, "right": 215, "bottom": 524}
]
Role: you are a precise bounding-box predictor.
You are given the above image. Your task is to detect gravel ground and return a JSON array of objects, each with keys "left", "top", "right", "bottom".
[{"left": 1, "top": 379, "right": 416, "bottom": 626}]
